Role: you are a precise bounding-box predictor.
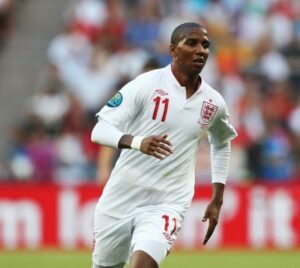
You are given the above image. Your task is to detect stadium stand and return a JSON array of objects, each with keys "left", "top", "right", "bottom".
[{"left": 0, "top": 0, "right": 299, "bottom": 184}]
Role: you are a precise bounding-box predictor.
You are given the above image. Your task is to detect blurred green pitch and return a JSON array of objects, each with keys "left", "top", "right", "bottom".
[{"left": 1, "top": 250, "right": 300, "bottom": 268}]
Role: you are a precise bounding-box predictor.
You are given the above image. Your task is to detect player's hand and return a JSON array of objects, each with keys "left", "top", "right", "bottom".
[
  {"left": 202, "top": 199, "right": 222, "bottom": 245},
  {"left": 140, "top": 133, "right": 173, "bottom": 160}
]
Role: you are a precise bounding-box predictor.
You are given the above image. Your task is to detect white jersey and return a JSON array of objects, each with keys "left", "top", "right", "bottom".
[{"left": 96, "top": 65, "right": 237, "bottom": 218}]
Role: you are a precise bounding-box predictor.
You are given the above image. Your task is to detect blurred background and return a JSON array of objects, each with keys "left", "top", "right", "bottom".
[{"left": 0, "top": 0, "right": 300, "bottom": 266}]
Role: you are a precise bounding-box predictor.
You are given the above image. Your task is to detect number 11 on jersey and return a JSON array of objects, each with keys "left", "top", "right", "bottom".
[{"left": 152, "top": 96, "right": 169, "bottom": 122}]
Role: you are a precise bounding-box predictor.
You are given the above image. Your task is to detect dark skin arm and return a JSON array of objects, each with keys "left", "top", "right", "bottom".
[
  {"left": 118, "top": 133, "right": 173, "bottom": 160},
  {"left": 96, "top": 146, "right": 115, "bottom": 185},
  {"left": 202, "top": 182, "right": 224, "bottom": 245}
]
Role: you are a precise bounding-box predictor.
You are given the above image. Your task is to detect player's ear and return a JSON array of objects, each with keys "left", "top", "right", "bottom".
[{"left": 169, "top": 44, "right": 177, "bottom": 58}]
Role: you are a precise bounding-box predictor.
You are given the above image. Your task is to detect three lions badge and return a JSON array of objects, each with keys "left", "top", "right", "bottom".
[{"left": 198, "top": 101, "right": 218, "bottom": 128}]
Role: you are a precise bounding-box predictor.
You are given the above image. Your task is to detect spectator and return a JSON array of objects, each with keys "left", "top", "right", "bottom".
[
  {"left": 8, "top": 118, "right": 56, "bottom": 182},
  {"left": 259, "top": 120, "right": 295, "bottom": 181},
  {"left": 27, "top": 69, "right": 70, "bottom": 130},
  {"left": 69, "top": 0, "right": 108, "bottom": 43}
]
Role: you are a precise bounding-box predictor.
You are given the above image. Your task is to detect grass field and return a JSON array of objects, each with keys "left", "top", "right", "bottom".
[{"left": 1, "top": 250, "right": 300, "bottom": 268}]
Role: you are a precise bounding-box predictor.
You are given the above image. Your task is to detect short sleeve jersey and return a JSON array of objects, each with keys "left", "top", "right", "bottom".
[{"left": 96, "top": 65, "right": 237, "bottom": 218}]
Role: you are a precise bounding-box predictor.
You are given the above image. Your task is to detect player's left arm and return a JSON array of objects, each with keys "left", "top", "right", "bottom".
[
  {"left": 202, "top": 98, "right": 237, "bottom": 245},
  {"left": 202, "top": 141, "right": 230, "bottom": 245},
  {"left": 202, "top": 182, "right": 224, "bottom": 245}
]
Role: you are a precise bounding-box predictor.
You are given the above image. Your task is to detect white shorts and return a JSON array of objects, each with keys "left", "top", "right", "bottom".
[{"left": 92, "top": 205, "right": 184, "bottom": 267}]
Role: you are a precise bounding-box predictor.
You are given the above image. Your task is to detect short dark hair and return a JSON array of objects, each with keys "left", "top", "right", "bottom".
[{"left": 170, "top": 22, "right": 205, "bottom": 45}]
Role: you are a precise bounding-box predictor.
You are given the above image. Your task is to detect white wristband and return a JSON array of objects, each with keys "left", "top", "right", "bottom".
[{"left": 131, "top": 136, "right": 144, "bottom": 151}]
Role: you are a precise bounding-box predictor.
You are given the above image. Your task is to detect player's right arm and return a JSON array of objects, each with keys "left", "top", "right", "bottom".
[
  {"left": 91, "top": 121, "right": 173, "bottom": 160},
  {"left": 118, "top": 133, "right": 173, "bottom": 160},
  {"left": 91, "top": 76, "right": 173, "bottom": 160}
]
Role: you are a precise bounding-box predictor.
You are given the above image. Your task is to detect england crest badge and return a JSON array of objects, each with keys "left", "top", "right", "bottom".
[{"left": 198, "top": 101, "right": 218, "bottom": 128}]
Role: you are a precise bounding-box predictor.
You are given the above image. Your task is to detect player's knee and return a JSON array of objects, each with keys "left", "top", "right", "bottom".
[{"left": 130, "top": 250, "right": 158, "bottom": 268}]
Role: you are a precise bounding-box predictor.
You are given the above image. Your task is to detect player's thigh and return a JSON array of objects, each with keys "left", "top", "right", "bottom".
[
  {"left": 130, "top": 240, "right": 164, "bottom": 268},
  {"left": 131, "top": 208, "right": 183, "bottom": 265},
  {"left": 93, "top": 211, "right": 131, "bottom": 267}
]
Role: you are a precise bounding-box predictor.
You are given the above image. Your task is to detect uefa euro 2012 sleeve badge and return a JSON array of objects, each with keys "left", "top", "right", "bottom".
[{"left": 106, "top": 92, "right": 123, "bottom": 108}]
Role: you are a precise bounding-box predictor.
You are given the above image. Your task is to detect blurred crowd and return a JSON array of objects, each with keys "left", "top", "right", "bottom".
[{"left": 2, "top": 0, "right": 300, "bottom": 185}]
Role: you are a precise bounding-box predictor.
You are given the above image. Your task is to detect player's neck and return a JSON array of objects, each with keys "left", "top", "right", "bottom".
[
  {"left": 171, "top": 64, "right": 201, "bottom": 98},
  {"left": 171, "top": 64, "right": 201, "bottom": 86},
  {"left": 185, "top": 76, "right": 201, "bottom": 98}
]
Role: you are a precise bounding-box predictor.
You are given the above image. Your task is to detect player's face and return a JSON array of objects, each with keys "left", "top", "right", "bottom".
[{"left": 170, "top": 27, "right": 210, "bottom": 74}]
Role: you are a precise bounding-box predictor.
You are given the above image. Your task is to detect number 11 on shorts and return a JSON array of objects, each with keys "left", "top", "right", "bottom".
[{"left": 162, "top": 215, "right": 177, "bottom": 235}]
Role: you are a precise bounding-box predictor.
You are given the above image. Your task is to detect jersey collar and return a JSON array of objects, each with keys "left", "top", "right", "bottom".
[{"left": 166, "top": 64, "right": 205, "bottom": 94}]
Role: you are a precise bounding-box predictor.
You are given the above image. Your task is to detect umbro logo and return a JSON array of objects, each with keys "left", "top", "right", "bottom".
[{"left": 155, "top": 89, "right": 168, "bottom": 96}]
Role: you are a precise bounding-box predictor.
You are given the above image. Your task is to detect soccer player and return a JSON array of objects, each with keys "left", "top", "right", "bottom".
[{"left": 91, "top": 22, "right": 237, "bottom": 268}]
